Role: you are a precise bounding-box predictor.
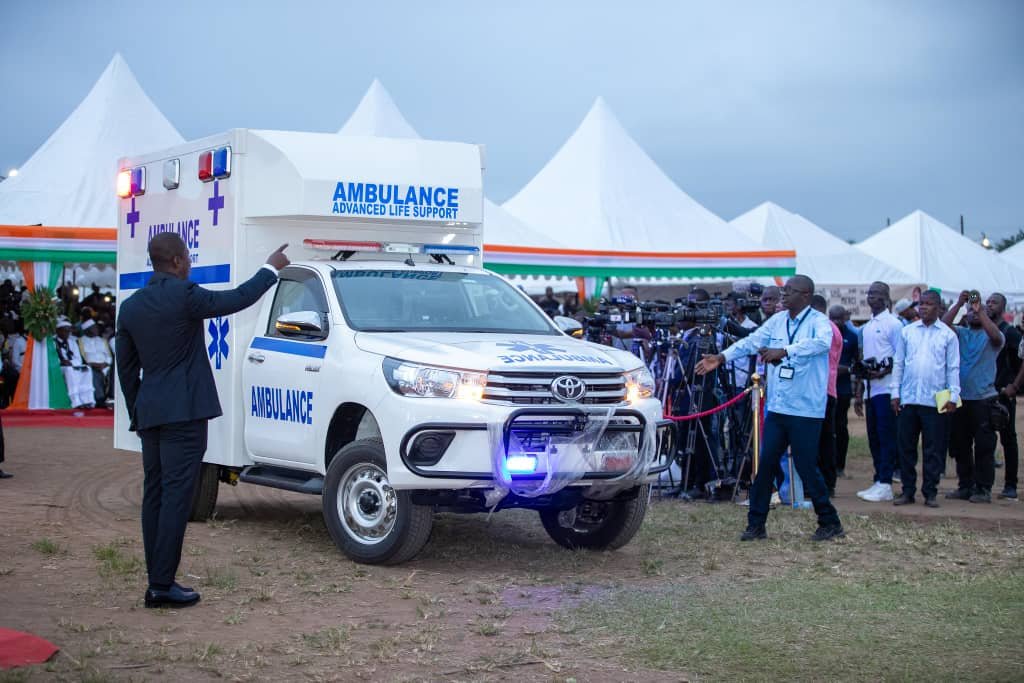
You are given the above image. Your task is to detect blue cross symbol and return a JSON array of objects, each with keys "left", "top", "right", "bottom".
[
  {"left": 208, "top": 316, "right": 229, "bottom": 370},
  {"left": 208, "top": 180, "right": 225, "bottom": 226},
  {"left": 496, "top": 341, "right": 566, "bottom": 354},
  {"left": 126, "top": 197, "right": 140, "bottom": 238}
]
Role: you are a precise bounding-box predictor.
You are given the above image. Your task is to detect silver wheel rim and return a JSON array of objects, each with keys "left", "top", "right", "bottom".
[{"left": 337, "top": 463, "right": 397, "bottom": 545}]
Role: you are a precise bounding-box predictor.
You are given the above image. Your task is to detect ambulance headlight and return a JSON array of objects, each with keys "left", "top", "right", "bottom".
[
  {"left": 382, "top": 358, "right": 487, "bottom": 400},
  {"left": 624, "top": 367, "right": 655, "bottom": 404}
]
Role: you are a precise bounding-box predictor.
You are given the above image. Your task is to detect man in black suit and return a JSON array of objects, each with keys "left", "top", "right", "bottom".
[{"left": 116, "top": 233, "right": 289, "bottom": 608}]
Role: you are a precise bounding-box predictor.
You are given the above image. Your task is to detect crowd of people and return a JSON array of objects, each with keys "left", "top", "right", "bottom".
[
  {"left": 535, "top": 275, "right": 1021, "bottom": 531},
  {"left": 0, "top": 280, "right": 117, "bottom": 410}
]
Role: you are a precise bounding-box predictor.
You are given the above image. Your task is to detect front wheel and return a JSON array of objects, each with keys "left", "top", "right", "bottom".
[
  {"left": 322, "top": 438, "right": 433, "bottom": 565},
  {"left": 539, "top": 485, "right": 650, "bottom": 550}
]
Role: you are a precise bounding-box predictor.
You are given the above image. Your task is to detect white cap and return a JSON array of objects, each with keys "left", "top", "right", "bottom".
[
  {"left": 81, "top": 319, "right": 96, "bottom": 331},
  {"left": 56, "top": 317, "right": 72, "bottom": 329},
  {"left": 894, "top": 298, "right": 917, "bottom": 315}
]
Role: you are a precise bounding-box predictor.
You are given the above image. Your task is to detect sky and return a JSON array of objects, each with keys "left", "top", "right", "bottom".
[{"left": 1, "top": 0, "right": 1022, "bottom": 243}]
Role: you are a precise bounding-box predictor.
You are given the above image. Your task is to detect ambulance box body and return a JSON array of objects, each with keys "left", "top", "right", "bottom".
[{"left": 115, "top": 130, "right": 670, "bottom": 565}]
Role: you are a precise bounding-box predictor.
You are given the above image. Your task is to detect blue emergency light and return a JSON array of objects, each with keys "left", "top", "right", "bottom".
[
  {"left": 213, "top": 146, "right": 231, "bottom": 178},
  {"left": 421, "top": 244, "right": 480, "bottom": 255},
  {"left": 130, "top": 167, "right": 146, "bottom": 196},
  {"left": 506, "top": 455, "right": 538, "bottom": 474}
]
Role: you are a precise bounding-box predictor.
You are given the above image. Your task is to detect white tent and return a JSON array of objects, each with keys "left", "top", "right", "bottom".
[
  {"left": 856, "top": 210, "right": 1024, "bottom": 303},
  {"left": 502, "top": 97, "right": 762, "bottom": 253},
  {"left": 335, "top": 79, "right": 554, "bottom": 249},
  {"left": 998, "top": 240, "right": 1024, "bottom": 266},
  {"left": 0, "top": 53, "right": 184, "bottom": 227},
  {"left": 732, "top": 202, "right": 916, "bottom": 285}
]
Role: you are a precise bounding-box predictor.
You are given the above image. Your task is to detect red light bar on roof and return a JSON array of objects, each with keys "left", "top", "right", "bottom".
[{"left": 303, "top": 239, "right": 383, "bottom": 252}]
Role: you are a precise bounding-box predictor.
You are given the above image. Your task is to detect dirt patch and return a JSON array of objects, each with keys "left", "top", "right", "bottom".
[{"left": 0, "top": 416, "right": 1021, "bottom": 681}]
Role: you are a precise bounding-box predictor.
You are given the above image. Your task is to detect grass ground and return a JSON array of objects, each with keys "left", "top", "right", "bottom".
[{"left": 2, "top": 426, "right": 1022, "bottom": 681}]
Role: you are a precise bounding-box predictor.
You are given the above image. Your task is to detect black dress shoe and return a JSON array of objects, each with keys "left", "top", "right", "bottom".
[
  {"left": 144, "top": 585, "right": 200, "bottom": 609},
  {"left": 740, "top": 525, "right": 767, "bottom": 541},
  {"left": 998, "top": 486, "right": 1018, "bottom": 500},
  {"left": 174, "top": 581, "right": 194, "bottom": 593},
  {"left": 945, "top": 488, "right": 971, "bottom": 500},
  {"left": 0, "top": 469, "right": 12, "bottom": 479},
  {"left": 811, "top": 524, "right": 846, "bottom": 541},
  {"left": 893, "top": 493, "right": 915, "bottom": 506},
  {"left": 924, "top": 495, "right": 939, "bottom": 508},
  {"left": 969, "top": 491, "right": 992, "bottom": 504}
]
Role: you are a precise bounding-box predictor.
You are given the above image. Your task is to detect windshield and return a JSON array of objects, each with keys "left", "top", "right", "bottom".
[{"left": 332, "top": 270, "right": 560, "bottom": 334}]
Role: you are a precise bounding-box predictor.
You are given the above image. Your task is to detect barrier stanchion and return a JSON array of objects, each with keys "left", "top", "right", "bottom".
[{"left": 750, "top": 373, "right": 762, "bottom": 478}]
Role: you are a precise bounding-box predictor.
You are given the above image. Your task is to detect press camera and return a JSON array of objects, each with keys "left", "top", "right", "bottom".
[{"left": 851, "top": 356, "right": 894, "bottom": 377}]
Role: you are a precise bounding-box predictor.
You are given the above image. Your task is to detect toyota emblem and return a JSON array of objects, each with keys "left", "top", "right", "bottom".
[{"left": 551, "top": 375, "right": 587, "bottom": 403}]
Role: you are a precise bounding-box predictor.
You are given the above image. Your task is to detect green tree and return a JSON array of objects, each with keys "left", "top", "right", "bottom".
[{"left": 995, "top": 229, "right": 1024, "bottom": 252}]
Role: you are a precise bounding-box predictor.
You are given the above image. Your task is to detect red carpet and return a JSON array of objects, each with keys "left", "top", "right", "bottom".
[
  {"left": 0, "top": 628, "right": 59, "bottom": 669},
  {"left": 2, "top": 408, "right": 114, "bottom": 429}
]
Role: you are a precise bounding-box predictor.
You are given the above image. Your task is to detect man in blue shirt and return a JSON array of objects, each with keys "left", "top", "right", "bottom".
[
  {"left": 697, "top": 275, "right": 843, "bottom": 541},
  {"left": 943, "top": 290, "right": 1004, "bottom": 503}
]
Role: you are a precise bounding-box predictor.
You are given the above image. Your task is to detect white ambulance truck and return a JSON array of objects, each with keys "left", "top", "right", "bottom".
[{"left": 115, "top": 129, "right": 672, "bottom": 564}]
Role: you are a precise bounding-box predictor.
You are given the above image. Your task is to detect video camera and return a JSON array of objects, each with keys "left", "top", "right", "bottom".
[{"left": 851, "top": 356, "right": 894, "bottom": 377}]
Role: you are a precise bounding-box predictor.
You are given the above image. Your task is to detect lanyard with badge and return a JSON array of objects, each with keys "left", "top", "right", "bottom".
[{"left": 779, "top": 310, "right": 809, "bottom": 380}]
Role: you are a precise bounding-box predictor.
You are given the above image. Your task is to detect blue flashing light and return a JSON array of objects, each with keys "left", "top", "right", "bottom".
[
  {"left": 130, "top": 166, "right": 146, "bottom": 196},
  {"left": 213, "top": 146, "right": 232, "bottom": 178},
  {"left": 506, "top": 455, "right": 538, "bottom": 474},
  {"left": 422, "top": 244, "right": 480, "bottom": 255}
]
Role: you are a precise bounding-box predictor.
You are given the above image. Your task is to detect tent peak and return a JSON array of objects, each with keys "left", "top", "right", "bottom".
[
  {"left": 337, "top": 79, "right": 418, "bottom": 139},
  {"left": 0, "top": 52, "right": 183, "bottom": 227},
  {"left": 503, "top": 96, "right": 761, "bottom": 253}
]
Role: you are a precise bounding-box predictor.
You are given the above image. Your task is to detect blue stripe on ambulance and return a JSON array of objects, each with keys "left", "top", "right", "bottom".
[
  {"left": 119, "top": 263, "right": 232, "bottom": 290},
  {"left": 249, "top": 337, "right": 327, "bottom": 358}
]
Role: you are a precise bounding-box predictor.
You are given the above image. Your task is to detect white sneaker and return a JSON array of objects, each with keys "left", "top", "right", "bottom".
[
  {"left": 856, "top": 482, "right": 881, "bottom": 500},
  {"left": 861, "top": 483, "right": 894, "bottom": 502}
]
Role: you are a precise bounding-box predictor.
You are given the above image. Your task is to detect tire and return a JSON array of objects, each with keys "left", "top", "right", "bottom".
[
  {"left": 322, "top": 438, "right": 433, "bottom": 565},
  {"left": 539, "top": 485, "right": 650, "bottom": 551},
  {"left": 189, "top": 463, "right": 220, "bottom": 522}
]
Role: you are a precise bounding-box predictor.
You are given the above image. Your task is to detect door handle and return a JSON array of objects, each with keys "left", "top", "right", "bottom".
[
  {"left": 247, "top": 353, "right": 266, "bottom": 364},
  {"left": 305, "top": 365, "right": 321, "bottom": 373}
]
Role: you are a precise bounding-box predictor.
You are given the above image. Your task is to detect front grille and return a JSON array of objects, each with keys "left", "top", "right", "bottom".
[{"left": 483, "top": 371, "right": 626, "bottom": 406}]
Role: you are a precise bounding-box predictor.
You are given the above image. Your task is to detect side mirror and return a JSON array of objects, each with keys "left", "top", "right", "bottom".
[
  {"left": 275, "top": 311, "right": 325, "bottom": 337},
  {"left": 553, "top": 315, "right": 583, "bottom": 335}
]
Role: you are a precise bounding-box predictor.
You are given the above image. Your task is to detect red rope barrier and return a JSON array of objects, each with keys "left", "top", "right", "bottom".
[{"left": 662, "top": 387, "right": 753, "bottom": 422}]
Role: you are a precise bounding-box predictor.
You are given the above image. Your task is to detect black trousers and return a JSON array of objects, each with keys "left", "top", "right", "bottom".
[
  {"left": 749, "top": 412, "right": 840, "bottom": 529},
  {"left": 897, "top": 404, "right": 947, "bottom": 498},
  {"left": 835, "top": 395, "right": 852, "bottom": 472},
  {"left": 817, "top": 396, "right": 837, "bottom": 491},
  {"left": 139, "top": 420, "right": 208, "bottom": 590},
  {"left": 90, "top": 368, "right": 108, "bottom": 406},
  {"left": 997, "top": 394, "right": 1018, "bottom": 488},
  {"left": 950, "top": 399, "right": 997, "bottom": 493}
]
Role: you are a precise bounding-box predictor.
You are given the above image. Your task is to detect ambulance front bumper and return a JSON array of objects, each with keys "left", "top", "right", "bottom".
[{"left": 385, "top": 398, "right": 673, "bottom": 488}]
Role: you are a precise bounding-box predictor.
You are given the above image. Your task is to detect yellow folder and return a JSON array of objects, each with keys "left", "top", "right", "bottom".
[{"left": 934, "top": 389, "right": 963, "bottom": 412}]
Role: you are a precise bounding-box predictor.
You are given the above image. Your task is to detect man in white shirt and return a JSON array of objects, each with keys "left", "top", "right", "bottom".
[
  {"left": 890, "top": 290, "right": 960, "bottom": 507},
  {"left": 697, "top": 275, "right": 844, "bottom": 542},
  {"left": 79, "top": 319, "right": 113, "bottom": 406},
  {"left": 855, "top": 282, "right": 904, "bottom": 502},
  {"left": 55, "top": 318, "right": 94, "bottom": 409}
]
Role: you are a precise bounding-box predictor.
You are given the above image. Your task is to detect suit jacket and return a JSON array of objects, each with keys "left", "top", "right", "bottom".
[{"left": 115, "top": 267, "right": 277, "bottom": 431}]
